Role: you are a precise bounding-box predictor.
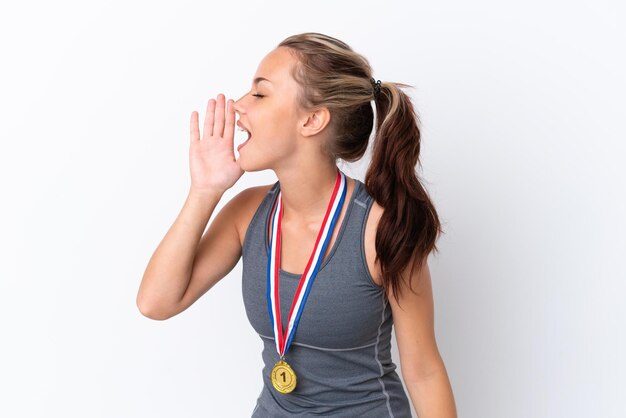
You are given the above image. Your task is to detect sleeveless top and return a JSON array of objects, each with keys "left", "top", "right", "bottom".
[{"left": 242, "top": 176, "right": 412, "bottom": 417}]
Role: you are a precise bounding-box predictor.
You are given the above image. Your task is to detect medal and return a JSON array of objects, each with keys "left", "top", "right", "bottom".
[
  {"left": 270, "top": 358, "right": 297, "bottom": 393},
  {"left": 266, "top": 168, "right": 347, "bottom": 394}
]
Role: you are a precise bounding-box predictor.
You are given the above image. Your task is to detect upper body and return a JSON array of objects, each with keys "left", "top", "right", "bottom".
[
  {"left": 241, "top": 174, "right": 413, "bottom": 416},
  {"left": 138, "top": 32, "right": 457, "bottom": 417},
  {"left": 227, "top": 175, "right": 448, "bottom": 417}
]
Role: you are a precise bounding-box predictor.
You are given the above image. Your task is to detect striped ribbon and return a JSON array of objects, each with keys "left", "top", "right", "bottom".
[{"left": 266, "top": 168, "right": 347, "bottom": 358}]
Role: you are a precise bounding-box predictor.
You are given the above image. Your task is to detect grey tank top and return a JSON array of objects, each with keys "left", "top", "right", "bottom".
[{"left": 242, "top": 176, "right": 412, "bottom": 417}]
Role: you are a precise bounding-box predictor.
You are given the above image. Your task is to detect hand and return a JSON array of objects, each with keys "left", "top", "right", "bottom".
[{"left": 189, "top": 93, "right": 244, "bottom": 194}]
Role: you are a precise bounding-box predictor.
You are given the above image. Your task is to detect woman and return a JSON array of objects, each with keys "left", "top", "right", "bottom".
[{"left": 137, "top": 32, "right": 457, "bottom": 417}]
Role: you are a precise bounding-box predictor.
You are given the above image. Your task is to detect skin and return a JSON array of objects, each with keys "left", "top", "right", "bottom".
[{"left": 174, "top": 46, "right": 457, "bottom": 416}]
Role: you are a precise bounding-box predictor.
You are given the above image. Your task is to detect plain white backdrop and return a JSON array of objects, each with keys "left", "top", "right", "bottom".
[{"left": 0, "top": 0, "right": 624, "bottom": 417}]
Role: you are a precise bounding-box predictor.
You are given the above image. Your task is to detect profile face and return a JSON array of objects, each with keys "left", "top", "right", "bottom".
[{"left": 233, "top": 46, "right": 304, "bottom": 172}]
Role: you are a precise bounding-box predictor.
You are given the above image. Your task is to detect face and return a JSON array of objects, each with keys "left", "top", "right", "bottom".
[{"left": 233, "top": 47, "right": 304, "bottom": 172}]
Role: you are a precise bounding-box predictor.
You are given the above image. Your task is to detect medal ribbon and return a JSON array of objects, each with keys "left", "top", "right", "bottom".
[{"left": 266, "top": 168, "right": 347, "bottom": 358}]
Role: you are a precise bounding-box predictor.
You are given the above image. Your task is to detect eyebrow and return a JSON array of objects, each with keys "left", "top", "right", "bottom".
[{"left": 253, "top": 77, "right": 272, "bottom": 85}]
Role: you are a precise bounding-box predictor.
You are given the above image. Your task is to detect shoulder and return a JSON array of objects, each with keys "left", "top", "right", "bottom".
[
  {"left": 229, "top": 183, "right": 275, "bottom": 248},
  {"left": 363, "top": 196, "right": 385, "bottom": 287}
]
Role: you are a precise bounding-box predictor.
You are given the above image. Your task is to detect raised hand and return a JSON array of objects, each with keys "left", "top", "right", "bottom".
[{"left": 189, "top": 94, "right": 244, "bottom": 195}]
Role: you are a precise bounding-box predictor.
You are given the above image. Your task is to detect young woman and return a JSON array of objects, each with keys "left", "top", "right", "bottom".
[{"left": 137, "top": 32, "right": 457, "bottom": 417}]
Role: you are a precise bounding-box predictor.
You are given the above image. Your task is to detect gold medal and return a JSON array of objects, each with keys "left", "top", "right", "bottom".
[{"left": 270, "top": 358, "right": 297, "bottom": 394}]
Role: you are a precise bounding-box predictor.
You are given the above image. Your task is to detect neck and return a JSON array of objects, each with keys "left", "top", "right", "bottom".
[{"left": 275, "top": 160, "right": 342, "bottom": 226}]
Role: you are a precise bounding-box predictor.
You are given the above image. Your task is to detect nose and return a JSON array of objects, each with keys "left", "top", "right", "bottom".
[{"left": 233, "top": 93, "right": 247, "bottom": 115}]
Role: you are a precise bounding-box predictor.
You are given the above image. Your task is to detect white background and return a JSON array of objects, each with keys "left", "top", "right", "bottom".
[{"left": 1, "top": 0, "right": 624, "bottom": 417}]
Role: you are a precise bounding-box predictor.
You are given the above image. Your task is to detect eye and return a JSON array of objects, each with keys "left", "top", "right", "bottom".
[{"left": 252, "top": 93, "right": 265, "bottom": 98}]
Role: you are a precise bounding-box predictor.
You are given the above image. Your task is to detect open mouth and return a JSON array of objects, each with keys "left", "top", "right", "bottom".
[{"left": 236, "top": 122, "right": 252, "bottom": 151}]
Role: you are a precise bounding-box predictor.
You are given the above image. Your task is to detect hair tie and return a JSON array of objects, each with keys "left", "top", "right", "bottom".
[{"left": 371, "top": 78, "right": 381, "bottom": 100}]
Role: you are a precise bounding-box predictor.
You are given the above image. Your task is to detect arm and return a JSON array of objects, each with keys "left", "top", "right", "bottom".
[
  {"left": 137, "top": 94, "right": 247, "bottom": 320},
  {"left": 388, "top": 260, "right": 458, "bottom": 418},
  {"left": 136, "top": 186, "right": 244, "bottom": 320}
]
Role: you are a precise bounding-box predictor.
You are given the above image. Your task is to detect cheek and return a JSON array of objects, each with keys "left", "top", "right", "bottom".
[{"left": 259, "top": 109, "right": 296, "bottom": 140}]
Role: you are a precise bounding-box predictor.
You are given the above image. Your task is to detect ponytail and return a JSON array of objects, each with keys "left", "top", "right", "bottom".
[{"left": 365, "top": 82, "right": 443, "bottom": 304}]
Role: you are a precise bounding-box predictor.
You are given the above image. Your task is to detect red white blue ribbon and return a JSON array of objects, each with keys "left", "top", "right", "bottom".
[{"left": 267, "top": 168, "right": 347, "bottom": 358}]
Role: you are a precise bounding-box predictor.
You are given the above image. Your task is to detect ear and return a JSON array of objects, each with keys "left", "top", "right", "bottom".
[{"left": 299, "top": 107, "right": 331, "bottom": 137}]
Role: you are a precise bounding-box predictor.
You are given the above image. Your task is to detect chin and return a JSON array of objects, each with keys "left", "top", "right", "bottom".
[{"left": 237, "top": 152, "right": 268, "bottom": 173}]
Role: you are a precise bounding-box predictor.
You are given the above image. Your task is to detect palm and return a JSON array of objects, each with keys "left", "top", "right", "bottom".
[{"left": 189, "top": 94, "right": 244, "bottom": 193}]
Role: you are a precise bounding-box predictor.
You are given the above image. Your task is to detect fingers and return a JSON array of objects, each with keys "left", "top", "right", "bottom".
[
  {"left": 203, "top": 98, "right": 216, "bottom": 139},
  {"left": 198, "top": 94, "right": 232, "bottom": 141},
  {"left": 223, "top": 99, "right": 235, "bottom": 142},
  {"left": 213, "top": 94, "right": 226, "bottom": 138}
]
